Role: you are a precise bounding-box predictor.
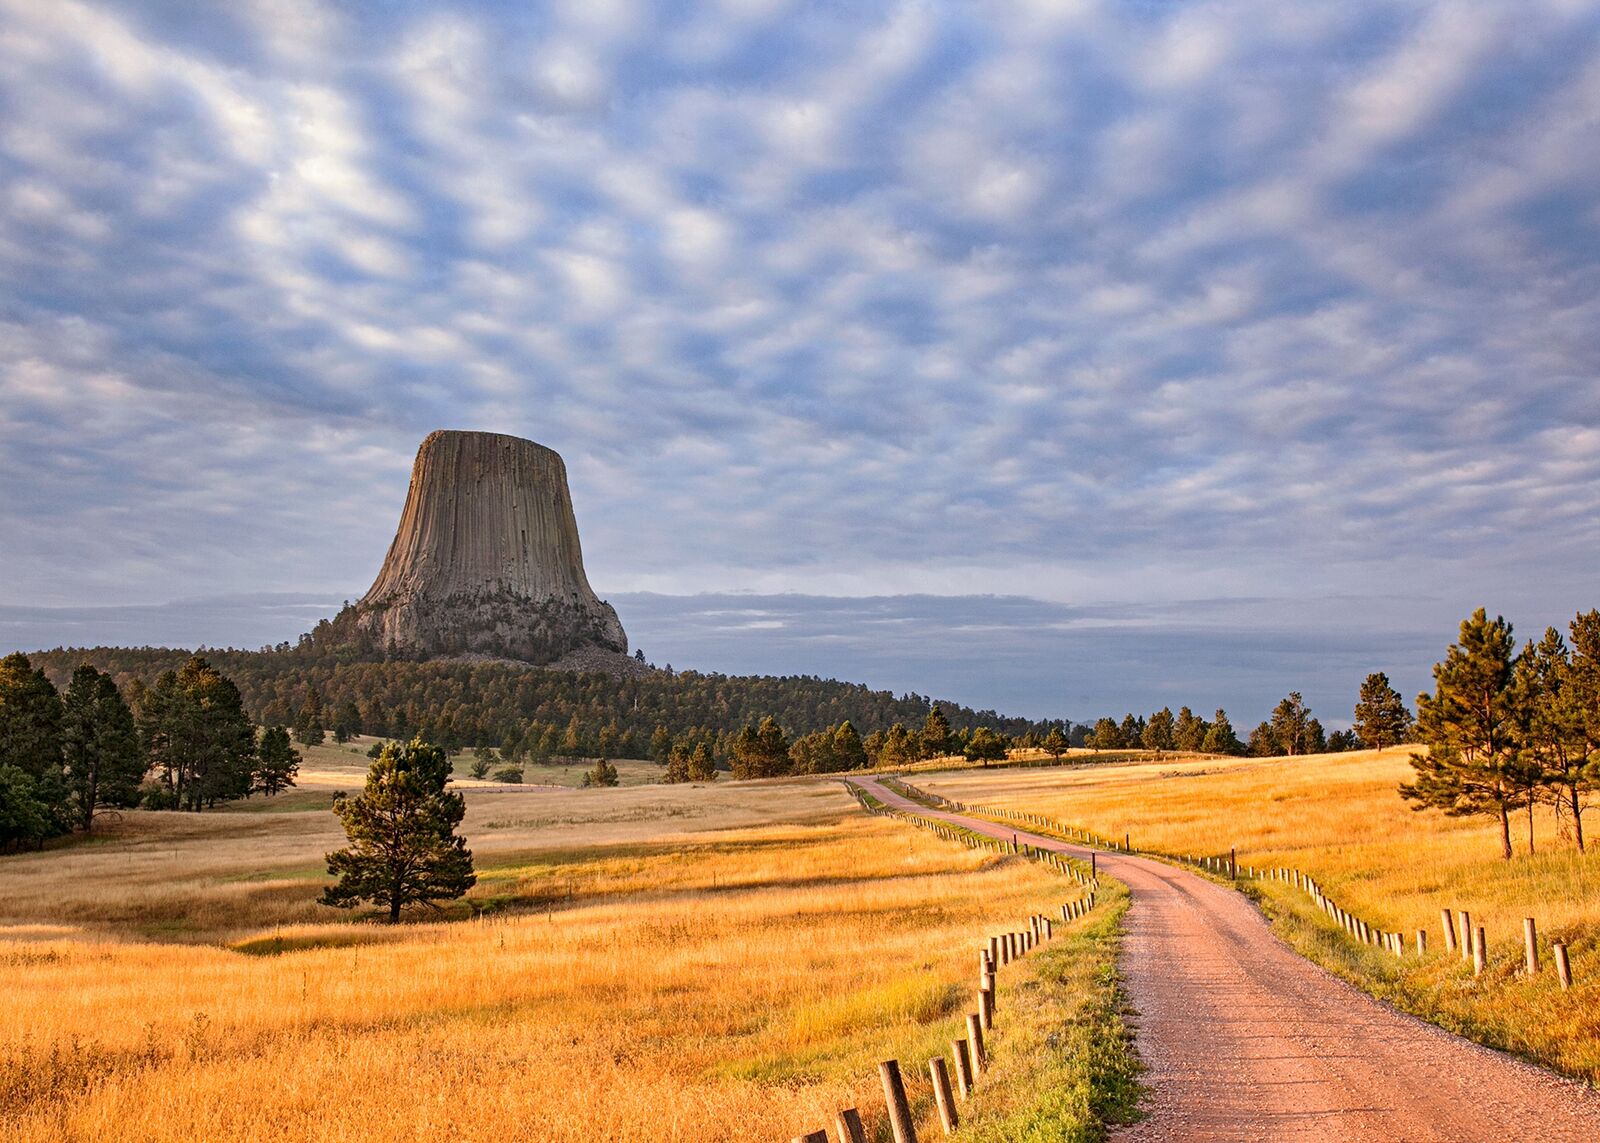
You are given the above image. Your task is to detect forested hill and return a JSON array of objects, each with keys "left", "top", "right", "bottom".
[{"left": 25, "top": 646, "right": 1057, "bottom": 755}]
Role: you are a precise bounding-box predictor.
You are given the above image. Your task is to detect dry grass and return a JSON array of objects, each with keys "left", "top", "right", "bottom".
[
  {"left": 0, "top": 773, "right": 1107, "bottom": 1141},
  {"left": 918, "top": 748, "right": 1600, "bottom": 1082}
]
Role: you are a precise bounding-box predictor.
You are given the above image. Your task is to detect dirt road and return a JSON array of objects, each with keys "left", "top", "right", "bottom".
[{"left": 855, "top": 776, "right": 1600, "bottom": 1141}]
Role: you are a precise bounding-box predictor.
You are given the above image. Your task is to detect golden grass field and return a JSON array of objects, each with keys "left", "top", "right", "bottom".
[
  {"left": 918, "top": 747, "right": 1600, "bottom": 1083},
  {"left": 0, "top": 742, "right": 1124, "bottom": 1142}
]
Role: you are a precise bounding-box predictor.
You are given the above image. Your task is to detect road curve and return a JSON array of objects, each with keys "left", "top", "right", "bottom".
[{"left": 854, "top": 776, "right": 1600, "bottom": 1141}]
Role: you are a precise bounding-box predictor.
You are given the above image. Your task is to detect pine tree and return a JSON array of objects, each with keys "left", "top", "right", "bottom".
[
  {"left": 650, "top": 724, "right": 672, "bottom": 763},
  {"left": 581, "top": 758, "right": 619, "bottom": 787},
  {"left": 0, "top": 653, "right": 70, "bottom": 838},
  {"left": 963, "top": 726, "right": 1008, "bottom": 764},
  {"left": 1269, "top": 693, "right": 1313, "bottom": 756},
  {"left": 663, "top": 743, "right": 691, "bottom": 783},
  {"left": 1512, "top": 625, "right": 1591, "bottom": 852},
  {"left": 832, "top": 720, "right": 868, "bottom": 770},
  {"left": 1119, "top": 713, "right": 1144, "bottom": 746},
  {"left": 1042, "top": 725, "right": 1069, "bottom": 761},
  {"left": 688, "top": 742, "right": 717, "bottom": 782},
  {"left": 321, "top": 739, "right": 475, "bottom": 922},
  {"left": 61, "top": 664, "right": 145, "bottom": 829},
  {"left": 295, "top": 687, "right": 325, "bottom": 746},
  {"left": 1556, "top": 610, "right": 1600, "bottom": 851},
  {"left": 1173, "top": 707, "right": 1208, "bottom": 753},
  {"left": 1401, "top": 609, "right": 1523, "bottom": 860},
  {"left": 1090, "top": 717, "right": 1122, "bottom": 751},
  {"left": 1353, "top": 672, "right": 1412, "bottom": 749},
  {"left": 1201, "top": 709, "right": 1242, "bottom": 755},
  {"left": 921, "top": 706, "right": 951, "bottom": 760},
  {"left": 253, "top": 726, "right": 301, "bottom": 796},
  {"left": 332, "top": 700, "right": 361, "bottom": 743},
  {"left": 1142, "top": 708, "right": 1176, "bottom": 753}
]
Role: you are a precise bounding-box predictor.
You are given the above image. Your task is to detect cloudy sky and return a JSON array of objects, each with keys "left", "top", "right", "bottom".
[{"left": 3, "top": 0, "right": 1598, "bottom": 723}]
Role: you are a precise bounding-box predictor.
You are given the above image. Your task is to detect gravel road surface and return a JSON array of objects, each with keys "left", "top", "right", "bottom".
[{"left": 855, "top": 776, "right": 1600, "bottom": 1141}]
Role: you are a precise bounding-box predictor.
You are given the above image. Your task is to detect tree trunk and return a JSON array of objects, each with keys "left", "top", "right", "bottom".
[
  {"left": 1572, "top": 785, "right": 1586, "bottom": 853},
  {"left": 389, "top": 895, "right": 402, "bottom": 923},
  {"left": 1498, "top": 803, "right": 1513, "bottom": 860},
  {"left": 1527, "top": 795, "right": 1535, "bottom": 855}
]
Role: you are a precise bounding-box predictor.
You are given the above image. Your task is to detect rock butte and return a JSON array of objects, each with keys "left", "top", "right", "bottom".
[{"left": 346, "top": 430, "right": 627, "bottom": 664}]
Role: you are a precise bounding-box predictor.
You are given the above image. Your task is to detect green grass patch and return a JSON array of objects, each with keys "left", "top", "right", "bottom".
[{"left": 958, "top": 884, "right": 1143, "bottom": 1142}]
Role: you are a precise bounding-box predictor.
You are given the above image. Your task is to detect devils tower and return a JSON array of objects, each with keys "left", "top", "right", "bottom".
[{"left": 343, "top": 430, "right": 627, "bottom": 664}]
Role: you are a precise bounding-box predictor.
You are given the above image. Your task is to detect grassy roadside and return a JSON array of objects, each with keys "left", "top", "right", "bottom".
[
  {"left": 959, "top": 882, "right": 1142, "bottom": 1141},
  {"left": 1244, "top": 878, "right": 1600, "bottom": 1083}
]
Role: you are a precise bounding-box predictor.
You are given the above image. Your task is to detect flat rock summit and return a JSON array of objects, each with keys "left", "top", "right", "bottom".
[{"left": 340, "top": 430, "right": 628, "bottom": 664}]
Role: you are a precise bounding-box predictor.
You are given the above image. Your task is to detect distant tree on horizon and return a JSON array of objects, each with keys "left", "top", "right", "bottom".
[
  {"left": 1354, "top": 673, "right": 1412, "bottom": 749},
  {"left": 1042, "top": 725, "right": 1069, "bottom": 761},
  {"left": 921, "top": 706, "right": 951, "bottom": 759},
  {"left": 963, "top": 726, "right": 1008, "bottom": 765},
  {"left": 1173, "top": 707, "right": 1208, "bottom": 753},
  {"left": 1089, "top": 717, "right": 1122, "bottom": 751},
  {"left": 1201, "top": 709, "right": 1244, "bottom": 755},
  {"left": 295, "top": 687, "right": 325, "bottom": 746},
  {"left": 1142, "top": 708, "right": 1175, "bottom": 753},
  {"left": 1268, "top": 692, "right": 1315, "bottom": 756}
]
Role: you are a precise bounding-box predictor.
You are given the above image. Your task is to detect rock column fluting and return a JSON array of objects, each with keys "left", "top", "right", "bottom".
[{"left": 349, "top": 430, "right": 627, "bottom": 663}]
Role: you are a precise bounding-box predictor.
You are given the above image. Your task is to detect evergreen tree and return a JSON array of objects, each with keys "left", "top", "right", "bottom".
[
  {"left": 1247, "top": 721, "right": 1278, "bottom": 756},
  {"left": 921, "top": 706, "right": 951, "bottom": 760},
  {"left": 581, "top": 758, "right": 620, "bottom": 788},
  {"left": 1119, "top": 713, "right": 1144, "bottom": 746},
  {"left": 321, "top": 739, "right": 475, "bottom": 922},
  {"left": 139, "top": 657, "right": 257, "bottom": 810},
  {"left": 295, "top": 687, "right": 325, "bottom": 746},
  {"left": 560, "top": 714, "right": 584, "bottom": 757},
  {"left": 650, "top": 724, "right": 673, "bottom": 763},
  {"left": 1401, "top": 609, "right": 1523, "bottom": 860},
  {"left": 61, "top": 664, "right": 145, "bottom": 829},
  {"left": 1142, "top": 708, "right": 1176, "bottom": 753},
  {"left": 1353, "top": 672, "right": 1412, "bottom": 749},
  {"left": 332, "top": 700, "right": 361, "bottom": 743},
  {"left": 1512, "top": 626, "right": 1590, "bottom": 852},
  {"left": 1327, "top": 729, "right": 1361, "bottom": 752},
  {"left": 832, "top": 720, "right": 868, "bottom": 770},
  {"left": 254, "top": 726, "right": 301, "bottom": 796},
  {"left": 663, "top": 743, "right": 691, "bottom": 783},
  {"left": 1555, "top": 610, "right": 1600, "bottom": 851},
  {"left": 1089, "top": 717, "right": 1122, "bottom": 751},
  {"left": 1173, "top": 707, "right": 1208, "bottom": 753},
  {"left": 1201, "top": 709, "right": 1243, "bottom": 756},
  {"left": 688, "top": 742, "right": 717, "bottom": 782},
  {"left": 0, "top": 652, "right": 70, "bottom": 838},
  {"left": 1269, "top": 692, "right": 1314, "bottom": 756},
  {"left": 963, "top": 726, "right": 1008, "bottom": 764},
  {"left": 1041, "top": 725, "right": 1069, "bottom": 761}
]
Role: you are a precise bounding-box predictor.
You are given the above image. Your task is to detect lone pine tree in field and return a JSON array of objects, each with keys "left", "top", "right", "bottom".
[
  {"left": 252, "top": 726, "right": 300, "bottom": 797},
  {"left": 1042, "top": 725, "right": 1069, "bottom": 761},
  {"left": 322, "top": 738, "right": 475, "bottom": 922},
  {"left": 1353, "top": 672, "right": 1412, "bottom": 749},
  {"left": 1402, "top": 609, "right": 1523, "bottom": 860}
]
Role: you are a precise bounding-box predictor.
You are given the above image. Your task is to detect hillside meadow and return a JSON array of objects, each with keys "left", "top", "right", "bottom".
[
  {"left": 917, "top": 747, "right": 1600, "bottom": 1083},
  {"left": 0, "top": 760, "right": 1132, "bottom": 1142}
]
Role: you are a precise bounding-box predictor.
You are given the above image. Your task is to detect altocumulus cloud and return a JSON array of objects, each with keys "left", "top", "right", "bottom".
[{"left": 2, "top": 0, "right": 1598, "bottom": 720}]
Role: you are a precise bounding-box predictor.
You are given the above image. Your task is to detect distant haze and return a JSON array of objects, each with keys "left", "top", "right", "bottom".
[{"left": 2, "top": 591, "right": 1459, "bottom": 728}]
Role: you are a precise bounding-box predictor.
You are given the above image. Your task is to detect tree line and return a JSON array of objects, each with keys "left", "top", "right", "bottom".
[
  {"left": 1403, "top": 608, "right": 1600, "bottom": 859},
  {"left": 24, "top": 646, "right": 1058, "bottom": 759},
  {"left": 0, "top": 653, "right": 299, "bottom": 849}
]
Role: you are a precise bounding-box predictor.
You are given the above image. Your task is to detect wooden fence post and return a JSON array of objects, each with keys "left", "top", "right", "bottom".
[
  {"left": 979, "top": 986, "right": 994, "bottom": 1030},
  {"left": 1416, "top": 929, "right": 1427, "bottom": 956},
  {"left": 966, "top": 1012, "right": 987, "bottom": 1072},
  {"left": 1440, "top": 908, "right": 1456, "bottom": 954},
  {"left": 1553, "top": 942, "right": 1572, "bottom": 989},
  {"left": 929, "top": 1057, "right": 958, "bottom": 1134},
  {"left": 833, "top": 1108, "right": 868, "bottom": 1143},
  {"left": 1458, "top": 911, "right": 1473, "bottom": 962},
  {"left": 1229, "top": 847, "right": 1236, "bottom": 879},
  {"left": 1473, "top": 926, "right": 1486, "bottom": 976},
  {"left": 792, "top": 1132, "right": 828, "bottom": 1143},
  {"left": 951, "top": 1039, "right": 974, "bottom": 1098},
  {"left": 878, "top": 1060, "right": 918, "bottom": 1143},
  {"left": 1523, "top": 918, "right": 1539, "bottom": 975}
]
